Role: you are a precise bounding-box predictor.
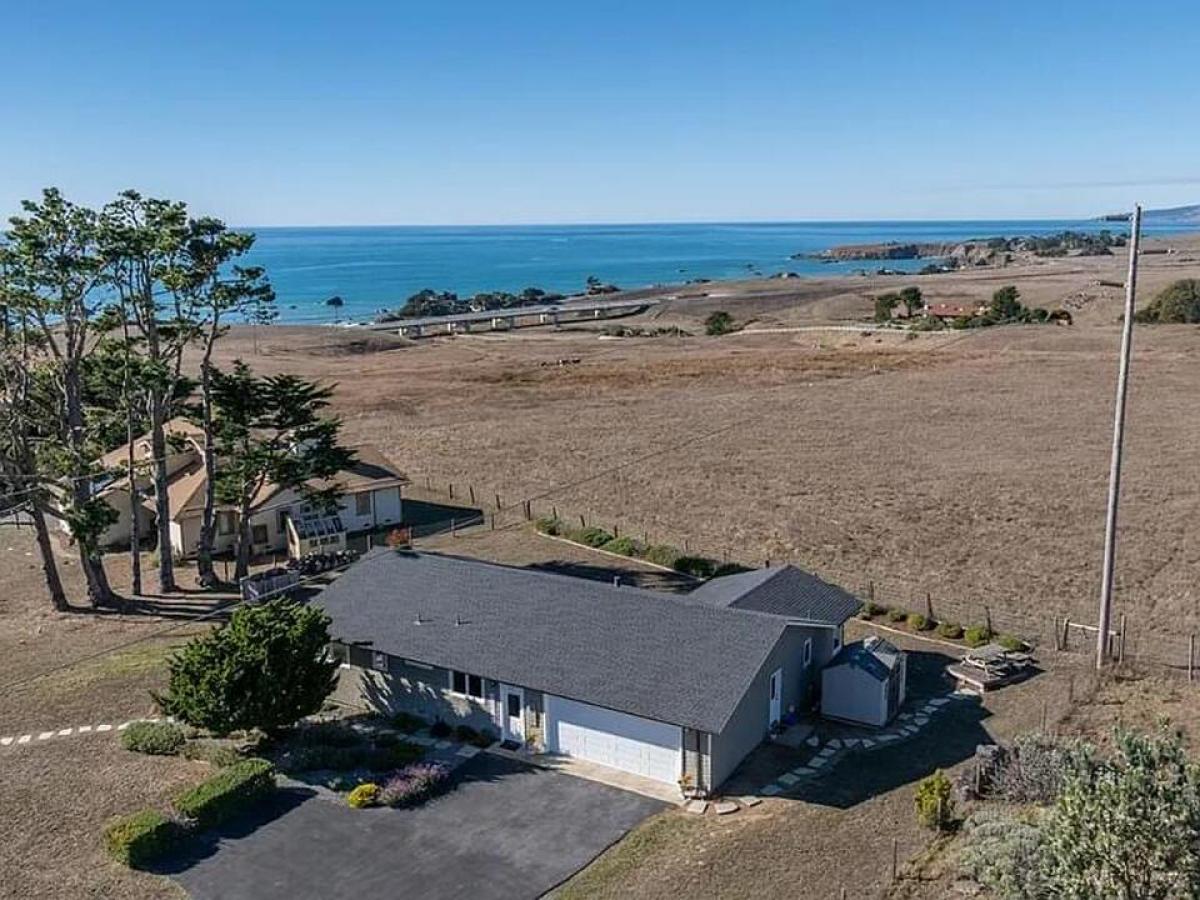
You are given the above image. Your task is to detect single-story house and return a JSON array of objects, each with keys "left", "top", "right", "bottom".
[
  {"left": 319, "top": 550, "right": 861, "bottom": 796},
  {"left": 61, "top": 418, "right": 409, "bottom": 560},
  {"left": 821, "top": 635, "right": 907, "bottom": 727}
]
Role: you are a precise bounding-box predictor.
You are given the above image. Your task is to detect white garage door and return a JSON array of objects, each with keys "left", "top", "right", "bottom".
[{"left": 545, "top": 695, "right": 681, "bottom": 784}]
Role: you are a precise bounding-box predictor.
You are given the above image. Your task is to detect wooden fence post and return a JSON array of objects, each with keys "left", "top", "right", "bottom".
[
  {"left": 495, "top": 493, "right": 501, "bottom": 511},
  {"left": 448, "top": 483, "right": 454, "bottom": 500},
  {"left": 925, "top": 591, "right": 934, "bottom": 621},
  {"left": 1061, "top": 618, "right": 1070, "bottom": 651},
  {"left": 984, "top": 605, "right": 994, "bottom": 637},
  {"left": 524, "top": 500, "right": 532, "bottom": 521},
  {"left": 1118, "top": 615, "right": 1127, "bottom": 663},
  {"left": 489, "top": 514, "right": 495, "bottom": 530},
  {"left": 1190, "top": 634, "right": 1196, "bottom": 683},
  {"left": 578, "top": 514, "right": 586, "bottom": 529},
  {"left": 468, "top": 485, "right": 476, "bottom": 505},
  {"left": 425, "top": 475, "right": 431, "bottom": 490},
  {"left": 892, "top": 837, "right": 899, "bottom": 882},
  {"left": 1052, "top": 615, "right": 1060, "bottom": 651}
]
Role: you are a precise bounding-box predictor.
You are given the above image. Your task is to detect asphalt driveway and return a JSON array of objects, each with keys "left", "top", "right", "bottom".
[{"left": 159, "top": 754, "right": 665, "bottom": 900}]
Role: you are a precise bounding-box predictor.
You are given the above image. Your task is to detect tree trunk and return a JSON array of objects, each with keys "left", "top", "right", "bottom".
[
  {"left": 63, "top": 362, "right": 114, "bottom": 608},
  {"left": 126, "top": 412, "right": 142, "bottom": 597},
  {"left": 234, "top": 503, "right": 253, "bottom": 581},
  {"left": 28, "top": 497, "right": 68, "bottom": 612},
  {"left": 148, "top": 398, "right": 177, "bottom": 592},
  {"left": 195, "top": 358, "right": 217, "bottom": 585}
]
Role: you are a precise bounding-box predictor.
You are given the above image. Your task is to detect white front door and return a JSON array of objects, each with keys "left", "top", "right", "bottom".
[
  {"left": 500, "top": 685, "right": 524, "bottom": 743},
  {"left": 769, "top": 668, "right": 782, "bottom": 728}
]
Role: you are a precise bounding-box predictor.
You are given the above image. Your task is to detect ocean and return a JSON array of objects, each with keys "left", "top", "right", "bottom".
[{"left": 240, "top": 220, "right": 1190, "bottom": 325}]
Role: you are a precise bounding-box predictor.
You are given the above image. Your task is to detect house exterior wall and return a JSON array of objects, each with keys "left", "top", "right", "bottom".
[
  {"left": 336, "top": 486, "right": 403, "bottom": 534},
  {"left": 332, "top": 649, "right": 500, "bottom": 735},
  {"left": 97, "top": 489, "right": 154, "bottom": 549},
  {"left": 708, "top": 623, "right": 829, "bottom": 787}
]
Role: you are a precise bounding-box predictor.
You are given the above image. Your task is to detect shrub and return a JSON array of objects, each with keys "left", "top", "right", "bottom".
[
  {"left": 284, "top": 739, "right": 421, "bottom": 773},
  {"left": 121, "top": 721, "right": 186, "bottom": 756},
  {"left": 292, "top": 720, "right": 362, "bottom": 748},
  {"left": 936, "top": 621, "right": 964, "bottom": 640},
  {"left": 914, "top": 769, "right": 955, "bottom": 831},
  {"left": 964, "top": 625, "right": 992, "bottom": 647},
  {"left": 642, "top": 544, "right": 681, "bottom": 568},
  {"left": 958, "top": 808, "right": 1048, "bottom": 900},
  {"left": 998, "top": 633, "right": 1025, "bottom": 652},
  {"left": 704, "top": 310, "right": 736, "bottom": 336},
  {"left": 711, "top": 562, "right": 752, "bottom": 577},
  {"left": 859, "top": 601, "right": 885, "bottom": 619},
  {"left": 887, "top": 608, "right": 908, "bottom": 623},
  {"left": 347, "top": 782, "right": 380, "bottom": 808},
  {"left": 157, "top": 599, "right": 339, "bottom": 736},
  {"left": 172, "top": 758, "right": 276, "bottom": 830},
  {"left": 378, "top": 763, "right": 450, "bottom": 808},
  {"left": 991, "top": 732, "right": 1076, "bottom": 804},
  {"left": 1041, "top": 727, "right": 1200, "bottom": 897},
  {"left": 181, "top": 740, "right": 243, "bottom": 768},
  {"left": 571, "top": 526, "right": 614, "bottom": 548},
  {"left": 1133, "top": 278, "right": 1200, "bottom": 324},
  {"left": 534, "top": 515, "right": 563, "bottom": 536},
  {"left": 391, "top": 712, "right": 426, "bottom": 734},
  {"left": 103, "top": 809, "right": 181, "bottom": 868},
  {"left": 429, "top": 719, "right": 452, "bottom": 739},
  {"left": 453, "top": 724, "right": 479, "bottom": 745},
  {"left": 601, "top": 535, "right": 643, "bottom": 557},
  {"left": 906, "top": 612, "right": 931, "bottom": 631},
  {"left": 673, "top": 555, "right": 717, "bottom": 578}
]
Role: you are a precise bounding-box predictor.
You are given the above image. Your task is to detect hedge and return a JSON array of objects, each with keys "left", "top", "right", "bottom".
[
  {"left": 103, "top": 809, "right": 181, "bottom": 868},
  {"left": 121, "top": 721, "right": 186, "bottom": 756},
  {"left": 642, "top": 544, "right": 681, "bottom": 568},
  {"left": 673, "top": 555, "right": 717, "bottom": 578},
  {"left": 601, "top": 535, "right": 643, "bottom": 557},
  {"left": 172, "top": 758, "right": 276, "bottom": 831},
  {"left": 571, "top": 526, "right": 614, "bottom": 548},
  {"left": 964, "top": 626, "right": 993, "bottom": 648}
]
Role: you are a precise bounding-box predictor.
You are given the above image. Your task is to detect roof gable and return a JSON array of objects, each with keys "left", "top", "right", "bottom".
[{"left": 685, "top": 565, "right": 861, "bottom": 625}]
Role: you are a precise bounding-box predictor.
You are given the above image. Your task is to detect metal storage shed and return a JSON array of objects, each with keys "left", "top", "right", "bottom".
[{"left": 821, "top": 636, "right": 907, "bottom": 727}]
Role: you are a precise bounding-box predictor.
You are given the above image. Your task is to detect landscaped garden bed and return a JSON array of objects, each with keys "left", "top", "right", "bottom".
[{"left": 857, "top": 601, "right": 1028, "bottom": 651}]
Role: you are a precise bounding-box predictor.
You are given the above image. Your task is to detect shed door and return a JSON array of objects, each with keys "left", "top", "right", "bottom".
[{"left": 544, "top": 695, "right": 681, "bottom": 785}]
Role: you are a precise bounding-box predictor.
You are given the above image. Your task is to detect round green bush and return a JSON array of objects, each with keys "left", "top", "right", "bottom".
[
  {"left": 907, "top": 613, "right": 931, "bottom": 631},
  {"left": 964, "top": 625, "right": 993, "bottom": 648},
  {"left": 998, "top": 634, "right": 1026, "bottom": 652},
  {"left": 121, "top": 721, "right": 186, "bottom": 756},
  {"left": 642, "top": 544, "right": 681, "bottom": 568},
  {"left": 571, "top": 526, "right": 614, "bottom": 548},
  {"left": 936, "top": 621, "right": 964, "bottom": 640},
  {"left": 347, "top": 782, "right": 380, "bottom": 808},
  {"left": 534, "top": 515, "right": 563, "bottom": 536},
  {"left": 859, "top": 602, "right": 885, "bottom": 619},
  {"left": 601, "top": 536, "right": 643, "bottom": 557},
  {"left": 887, "top": 608, "right": 908, "bottom": 623}
]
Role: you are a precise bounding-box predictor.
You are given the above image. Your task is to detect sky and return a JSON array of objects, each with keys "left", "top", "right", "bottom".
[{"left": 2, "top": 0, "right": 1199, "bottom": 225}]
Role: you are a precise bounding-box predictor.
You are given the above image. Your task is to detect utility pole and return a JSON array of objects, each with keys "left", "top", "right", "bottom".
[{"left": 1096, "top": 204, "right": 1142, "bottom": 669}]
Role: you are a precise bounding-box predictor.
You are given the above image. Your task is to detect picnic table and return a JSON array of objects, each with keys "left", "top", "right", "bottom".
[{"left": 947, "top": 643, "right": 1034, "bottom": 693}]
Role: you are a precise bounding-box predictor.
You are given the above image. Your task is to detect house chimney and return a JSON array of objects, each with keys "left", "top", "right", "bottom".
[{"left": 612, "top": 575, "right": 621, "bottom": 587}]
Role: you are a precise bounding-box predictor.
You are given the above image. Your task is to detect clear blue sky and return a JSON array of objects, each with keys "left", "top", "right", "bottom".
[{"left": 3, "top": 1, "right": 1198, "bottom": 225}]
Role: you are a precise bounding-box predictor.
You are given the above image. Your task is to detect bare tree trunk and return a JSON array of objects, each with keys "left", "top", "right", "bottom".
[
  {"left": 29, "top": 496, "right": 68, "bottom": 611},
  {"left": 148, "top": 398, "right": 177, "bottom": 592},
  {"left": 196, "top": 357, "right": 218, "bottom": 585},
  {"left": 234, "top": 504, "right": 252, "bottom": 582},
  {"left": 126, "top": 419, "right": 142, "bottom": 597},
  {"left": 63, "top": 361, "right": 114, "bottom": 608}
]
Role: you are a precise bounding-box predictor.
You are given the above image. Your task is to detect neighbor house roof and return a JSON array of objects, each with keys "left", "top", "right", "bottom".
[
  {"left": 827, "top": 636, "right": 902, "bottom": 681},
  {"left": 684, "top": 565, "right": 861, "bottom": 625},
  {"left": 252, "top": 445, "right": 410, "bottom": 511},
  {"left": 98, "top": 418, "right": 204, "bottom": 472},
  {"left": 314, "top": 549, "right": 792, "bottom": 734}
]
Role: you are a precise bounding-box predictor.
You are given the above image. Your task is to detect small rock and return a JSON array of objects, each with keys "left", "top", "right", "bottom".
[
  {"left": 686, "top": 799, "right": 709, "bottom": 815},
  {"left": 738, "top": 795, "right": 762, "bottom": 807},
  {"left": 714, "top": 801, "right": 738, "bottom": 815}
]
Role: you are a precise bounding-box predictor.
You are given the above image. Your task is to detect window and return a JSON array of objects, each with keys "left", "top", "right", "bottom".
[
  {"left": 355, "top": 492, "right": 372, "bottom": 517},
  {"left": 217, "top": 511, "right": 235, "bottom": 536},
  {"left": 450, "top": 670, "right": 484, "bottom": 699},
  {"left": 277, "top": 510, "right": 289, "bottom": 534},
  {"left": 251, "top": 524, "right": 269, "bottom": 545},
  {"left": 803, "top": 638, "right": 813, "bottom": 667}
]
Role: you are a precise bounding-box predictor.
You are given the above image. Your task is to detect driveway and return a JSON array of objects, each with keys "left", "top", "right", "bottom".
[{"left": 160, "top": 754, "right": 665, "bottom": 900}]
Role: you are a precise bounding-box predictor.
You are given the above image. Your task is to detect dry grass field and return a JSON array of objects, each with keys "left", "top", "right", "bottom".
[{"left": 209, "top": 232, "right": 1200, "bottom": 652}]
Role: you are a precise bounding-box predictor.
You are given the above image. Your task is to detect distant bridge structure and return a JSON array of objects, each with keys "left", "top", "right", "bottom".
[{"left": 364, "top": 297, "right": 659, "bottom": 338}]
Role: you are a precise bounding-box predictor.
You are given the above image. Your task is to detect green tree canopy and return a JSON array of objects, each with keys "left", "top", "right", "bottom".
[
  {"left": 873, "top": 292, "right": 900, "bottom": 322},
  {"left": 989, "top": 285, "right": 1023, "bottom": 320},
  {"left": 157, "top": 599, "right": 339, "bottom": 735},
  {"left": 898, "top": 286, "right": 923, "bottom": 317},
  {"left": 1133, "top": 279, "right": 1200, "bottom": 324}
]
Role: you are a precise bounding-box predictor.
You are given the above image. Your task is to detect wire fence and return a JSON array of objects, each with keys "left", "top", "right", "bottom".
[{"left": 408, "top": 473, "right": 1200, "bottom": 682}]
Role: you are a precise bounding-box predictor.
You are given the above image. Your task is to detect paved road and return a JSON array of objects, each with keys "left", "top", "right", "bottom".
[{"left": 161, "top": 754, "right": 664, "bottom": 900}]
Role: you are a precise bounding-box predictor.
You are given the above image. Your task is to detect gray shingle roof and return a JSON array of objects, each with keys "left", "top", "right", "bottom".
[
  {"left": 827, "top": 636, "right": 902, "bottom": 681},
  {"left": 314, "top": 549, "right": 790, "bottom": 734},
  {"left": 684, "top": 565, "right": 861, "bottom": 624}
]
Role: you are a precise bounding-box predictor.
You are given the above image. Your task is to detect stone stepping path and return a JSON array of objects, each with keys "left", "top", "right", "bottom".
[
  {"left": 752, "top": 692, "right": 974, "bottom": 798},
  {"left": 1, "top": 716, "right": 170, "bottom": 749}
]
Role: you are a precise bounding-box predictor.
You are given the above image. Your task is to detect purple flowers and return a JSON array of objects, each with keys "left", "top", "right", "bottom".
[{"left": 377, "top": 762, "right": 450, "bottom": 807}]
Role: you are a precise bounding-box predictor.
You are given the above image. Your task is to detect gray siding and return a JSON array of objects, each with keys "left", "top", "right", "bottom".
[
  {"left": 333, "top": 647, "right": 499, "bottom": 734},
  {"left": 709, "top": 623, "right": 831, "bottom": 787}
]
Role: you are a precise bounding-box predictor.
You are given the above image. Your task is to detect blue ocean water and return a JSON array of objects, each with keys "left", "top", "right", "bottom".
[{"left": 241, "top": 220, "right": 1188, "bottom": 324}]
